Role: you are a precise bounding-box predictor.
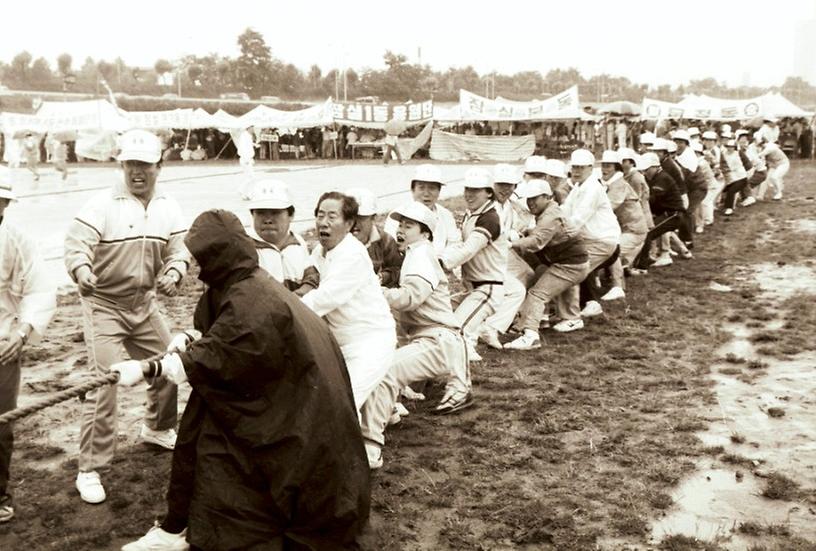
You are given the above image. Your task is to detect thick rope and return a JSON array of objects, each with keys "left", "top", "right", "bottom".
[
  {"left": 0, "top": 352, "right": 166, "bottom": 425},
  {"left": 0, "top": 372, "right": 119, "bottom": 425}
]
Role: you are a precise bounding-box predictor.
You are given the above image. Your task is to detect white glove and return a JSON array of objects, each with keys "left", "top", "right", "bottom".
[
  {"left": 111, "top": 360, "right": 144, "bottom": 386},
  {"left": 160, "top": 353, "right": 188, "bottom": 385},
  {"left": 508, "top": 229, "right": 521, "bottom": 243},
  {"left": 681, "top": 194, "right": 689, "bottom": 210}
]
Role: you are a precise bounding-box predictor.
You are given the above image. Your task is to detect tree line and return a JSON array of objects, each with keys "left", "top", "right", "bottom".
[{"left": 1, "top": 28, "right": 814, "bottom": 107}]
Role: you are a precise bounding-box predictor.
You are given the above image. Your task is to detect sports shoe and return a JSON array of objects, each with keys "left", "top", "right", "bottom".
[
  {"left": 504, "top": 330, "right": 541, "bottom": 351},
  {"left": 365, "top": 442, "right": 383, "bottom": 470},
  {"left": 695, "top": 226, "right": 704, "bottom": 234},
  {"left": 0, "top": 494, "right": 13, "bottom": 523},
  {"left": 434, "top": 389, "right": 474, "bottom": 415},
  {"left": 552, "top": 319, "right": 584, "bottom": 333},
  {"left": 679, "top": 250, "right": 693, "bottom": 260},
  {"left": 740, "top": 196, "right": 757, "bottom": 207},
  {"left": 76, "top": 471, "right": 106, "bottom": 504},
  {"left": 581, "top": 300, "right": 603, "bottom": 318},
  {"left": 140, "top": 425, "right": 177, "bottom": 450},
  {"left": 773, "top": 192, "right": 783, "bottom": 201},
  {"left": 651, "top": 255, "right": 673, "bottom": 268},
  {"left": 465, "top": 340, "right": 482, "bottom": 362},
  {"left": 626, "top": 267, "right": 648, "bottom": 277},
  {"left": 388, "top": 402, "right": 410, "bottom": 426},
  {"left": 121, "top": 523, "right": 189, "bottom": 551},
  {"left": 601, "top": 286, "right": 625, "bottom": 301},
  {"left": 724, "top": 208, "right": 734, "bottom": 216},
  {"left": 478, "top": 326, "right": 503, "bottom": 350},
  {"left": 400, "top": 386, "right": 425, "bottom": 401}
]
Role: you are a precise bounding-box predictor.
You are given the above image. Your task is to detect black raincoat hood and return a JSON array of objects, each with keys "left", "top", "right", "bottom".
[{"left": 185, "top": 209, "right": 258, "bottom": 288}]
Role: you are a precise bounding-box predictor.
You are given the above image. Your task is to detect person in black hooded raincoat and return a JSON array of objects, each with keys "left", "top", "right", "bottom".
[{"left": 117, "top": 209, "right": 370, "bottom": 551}]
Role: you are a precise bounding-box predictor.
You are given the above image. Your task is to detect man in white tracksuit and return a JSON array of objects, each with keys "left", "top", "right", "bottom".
[
  {"left": 478, "top": 164, "right": 530, "bottom": 349},
  {"left": 360, "top": 201, "right": 470, "bottom": 469},
  {"left": 0, "top": 168, "right": 56, "bottom": 523},
  {"left": 384, "top": 164, "right": 461, "bottom": 256},
  {"left": 561, "top": 149, "right": 620, "bottom": 320},
  {"left": 758, "top": 136, "right": 790, "bottom": 200},
  {"left": 64, "top": 130, "right": 189, "bottom": 505},
  {"left": 302, "top": 191, "right": 396, "bottom": 412}
]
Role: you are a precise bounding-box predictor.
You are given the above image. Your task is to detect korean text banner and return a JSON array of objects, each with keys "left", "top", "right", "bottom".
[
  {"left": 458, "top": 86, "right": 580, "bottom": 121},
  {"left": 332, "top": 100, "right": 433, "bottom": 128},
  {"left": 641, "top": 95, "right": 763, "bottom": 121}
]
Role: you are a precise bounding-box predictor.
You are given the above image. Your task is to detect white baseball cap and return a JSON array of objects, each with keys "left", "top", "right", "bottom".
[
  {"left": 735, "top": 129, "right": 750, "bottom": 140},
  {"left": 389, "top": 201, "right": 437, "bottom": 234},
  {"left": 543, "top": 159, "right": 567, "bottom": 179},
  {"left": 411, "top": 164, "right": 445, "bottom": 185},
  {"left": 516, "top": 179, "right": 553, "bottom": 199},
  {"left": 702, "top": 130, "right": 718, "bottom": 140},
  {"left": 346, "top": 187, "right": 377, "bottom": 216},
  {"left": 493, "top": 163, "right": 520, "bottom": 185},
  {"left": 0, "top": 166, "right": 16, "bottom": 201},
  {"left": 570, "top": 149, "right": 595, "bottom": 167},
  {"left": 724, "top": 139, "right": 737, "bottom": 148},
  {"left": 649, "top": 138, "right": 671, "bottom": 152},
  {"left": 601, "top": 150, "right": 621, "bottom": 164},
  {"left": 637, "top": 152, "right": 660, "bottom": 171},
  {"left": 464, "top": 167, "right": 493, "bottom": 189},
  {"left": 666, "top": 140, "right": 678, "bottom": 153},
  {"left": 248, "top": 179, "right": 292, "bottom": 210},
  {"left": 639, "top": 132, "right": 656, "bottom": 145},
  {"left": 672, "top": 129, "right": 691, "bottom": 143},
  {"left": 763, "top": 116, "right": 778, "bottom": 123},
  {"left": 524, "top": 155, "right": 548, "bottom": 174},
  {"left": 691, "top": 141, "right": 704, "bottom": 153},
  {"left": 688, "top": 127, "right": 700, "bottom": 137},
  {"left": 117, "top": 129, "right": 162, "bottom": 163},
  {"left": 618, "top": 147, "right": 637, "bottom": 163}
]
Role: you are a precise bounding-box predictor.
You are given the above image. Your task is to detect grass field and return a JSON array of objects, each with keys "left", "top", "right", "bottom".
[{"left": 1, "top": 162, "right": 815, "bottom": 550}]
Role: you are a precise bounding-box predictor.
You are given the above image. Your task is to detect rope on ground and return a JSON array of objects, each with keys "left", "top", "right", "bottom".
[{"left": 0, "top": 372, "right": 118, "bottom": 425}]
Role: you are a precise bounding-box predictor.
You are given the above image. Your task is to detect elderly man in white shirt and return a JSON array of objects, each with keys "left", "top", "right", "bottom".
[
  {"left": 302, "top": 191, "right": 397, "bottom": 412},
  {"left": 561, "top": 149, "right": 621, "bottom": 319}
]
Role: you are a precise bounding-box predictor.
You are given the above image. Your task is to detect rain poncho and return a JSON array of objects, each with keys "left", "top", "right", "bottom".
[{"left": 173, "top": 209, "right": 370, "bottom": 550}]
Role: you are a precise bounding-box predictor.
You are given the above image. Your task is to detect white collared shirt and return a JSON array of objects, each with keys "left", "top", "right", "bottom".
[
  {"left": 302, "top": 233, "right": 395, "bottom": 347},
  {"left": 562, "top": 175, "right": 621, "bottom": 245}
]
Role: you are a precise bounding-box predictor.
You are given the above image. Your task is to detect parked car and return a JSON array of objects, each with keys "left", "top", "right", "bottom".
[
  {"left": 220, "top": 92, "right": 251, "bottom": 101},
  {"left": 261, "top": 95, "right": 281, "bottom": 103}
]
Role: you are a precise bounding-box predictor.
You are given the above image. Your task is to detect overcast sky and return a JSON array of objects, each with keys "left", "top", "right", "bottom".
[{"left": 3, "top": 0, "right": 815, "bottom": 88}]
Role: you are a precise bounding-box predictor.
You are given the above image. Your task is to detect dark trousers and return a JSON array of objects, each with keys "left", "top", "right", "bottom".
[
  {"left": 723, "top": 178, "right": 748, "bottom": 210},
  {"left": 683, "top": 187, "right": 707, "bottom": 240},
  {"left": 635, "top": 212, "right": 683, "bottom": 269},
  {"left": 0, "top": 359, "right": 21, "bottom": 496},
  {"left": 580, "top": 245, "right": 620, "bottom": 306}
]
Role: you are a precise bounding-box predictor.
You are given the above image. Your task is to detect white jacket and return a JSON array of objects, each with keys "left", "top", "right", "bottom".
[
  {"left": 562, "top": 175, "right": 621, "bottom": 245},
  {"left": 302, "top": 233, "right": 395, "bottom": 347},
  {"left": 0, "top": 221, "right": 56, "bottom": 342}
]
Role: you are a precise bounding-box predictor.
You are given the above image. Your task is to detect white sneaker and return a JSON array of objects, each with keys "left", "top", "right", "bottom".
[
  {"left": 581, "top": 300, "right": 603, "bottom": 317},
  {"left": 122, "top": 524, "right": 189, "bottom": 551},
  {"left": 76, "top": 471, "right": 106, "bottom": 504},
  {"left": 695, "top": 227, "right": 704, "bottom": 234},
  {"left": 724, "top": 208, "right": 734, "bottom": 216},
  {"left": 365, "top": 442, "right": 383, "bottom": 470},
  {"left": 140, "top": 425, "right": 177, "bottom": 450},
  {"left": 652, "top": 255, "right": 673, "bottom": 268},
  {"left": 400, "top": 386, "right": 425, "bottom": 401},
  {"left": 680, "top": 250, "right": 693, "bottom": 260},
  {"left": 773, "top": 192, "right": 783, "bottom": 201},
  {"left": 552, "top": 319, "right": 584, "bottom": 333},
  {"left": 740, "top": 196, "right": 757, "bottom": 207},
  {"left": 600, "top": 286, "right": 625, "bottom": 301},
  {"left": 668, "top": 249, "right": 678, "bottom": 257},
  {"left": 478, "top": 326, "right": 503, "bottom": 350},
  {"left": 504, "top": 330, "right": 541, "bottom": 351},
  {"left": 466, "top": 340, "right": 482, "bottom": 362},
  {"left": 388, "top": 402, "right": 410, "bottom": 425}
]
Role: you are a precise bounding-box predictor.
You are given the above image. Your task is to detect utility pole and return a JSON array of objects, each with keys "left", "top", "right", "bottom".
[
  {"left": 343, "top": 68, "right": 348, "bottom": 101},
  {"left": 335, "top": 70, "right": 340, "bottom": 101}
]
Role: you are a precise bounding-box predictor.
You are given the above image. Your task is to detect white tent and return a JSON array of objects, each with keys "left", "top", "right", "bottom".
[
  {"left": 760, "top": 93, "right": 814, "bottom": 118},
  {"left": 238, "top": 99, "right": 334, "bottom": 129},
  {"left": 36, "top": 99, "right": 130, "bottom": 132}
]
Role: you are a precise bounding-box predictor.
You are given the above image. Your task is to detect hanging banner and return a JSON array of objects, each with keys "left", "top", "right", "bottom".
[
  {"left": 641, "top": 95, "right": 764, "bottom": 121},
  {"left": 458, "top": 86, "right": 581, "bottom": 121},
  {"left": 126, "top": 109, "right": 194, "bottom": 130},
  {"left": 332, "top": 99, "right": 433, "bottom": 128}
]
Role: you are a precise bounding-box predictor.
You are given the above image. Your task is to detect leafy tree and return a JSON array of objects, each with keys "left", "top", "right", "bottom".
[
  {"left": 9, "top": 51, "right": 33, "bottom": 85},
  {"left": 235, "top": 27, "right": 274, "bottom": 97},
  {"left": 57, "top": 53, "right": 73, "bottom": 76},
  {"left": 154, "top": 59, "right": 173, "bottom": 76},
  {"left": 30, "top": 57, "right": 54, "bottom": 89},
  {"left": 97, "top": 60, "right": 115, "bottom": 81}
]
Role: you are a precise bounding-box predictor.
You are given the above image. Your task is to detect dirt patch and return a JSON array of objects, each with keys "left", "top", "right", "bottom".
[{"left": 751, "top": 263, "right": 816, "bottom": 301}]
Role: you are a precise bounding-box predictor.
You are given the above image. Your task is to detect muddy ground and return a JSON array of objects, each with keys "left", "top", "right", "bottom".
[{"left": 1, "top": 162, "right": 815, "bottom": 550}]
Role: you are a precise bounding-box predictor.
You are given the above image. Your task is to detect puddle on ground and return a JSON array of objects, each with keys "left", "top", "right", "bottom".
[
  {"left": 752, "top": 263, "right": 816, "bottom": 300},
  {"left": 790, "top": 219, "right": 816, "bottom": 235},
  {"left": 649, "top": 314, "right": 816, "bottom": 548}
]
